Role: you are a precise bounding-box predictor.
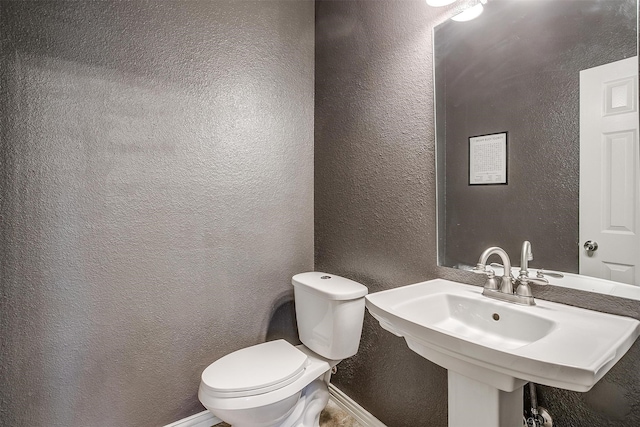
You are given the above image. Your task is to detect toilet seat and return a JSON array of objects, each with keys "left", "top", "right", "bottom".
[
  {"left": 199, "top": 344, "right": 334, "bottom": 412},
  {"left": 201, "top": 340, "right": 309, "bottom": 398}
]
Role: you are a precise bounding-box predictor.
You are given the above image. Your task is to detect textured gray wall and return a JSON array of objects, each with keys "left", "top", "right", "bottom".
[
  {"left": 0, "top": 1, "right": 314, "bottom": 426},
  {"left": 316, "top": 1, "right": 450, "bottom": 425},
  {"left": 315, "top": 1, "right": 640, "bottom": 426},
  {"left": 437, "top": 0, "right": 637, "bottom": 273}
]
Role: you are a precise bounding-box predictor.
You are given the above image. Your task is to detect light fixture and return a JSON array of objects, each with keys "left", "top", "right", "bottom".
[
  {"left": 426, "top": 0, "right": 457, "bottom": 6},
  {"left": 451, "top": 0, "right": 486, "bottom": 22}
]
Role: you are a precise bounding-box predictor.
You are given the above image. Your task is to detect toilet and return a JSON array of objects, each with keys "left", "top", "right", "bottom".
[{"left": 198, "top": 272, "right": 368, "bottom": 427}]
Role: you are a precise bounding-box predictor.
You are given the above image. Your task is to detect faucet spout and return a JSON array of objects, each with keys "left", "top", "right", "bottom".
[{"left": 477, "top": 246, "right": 513, "bottom": 294}]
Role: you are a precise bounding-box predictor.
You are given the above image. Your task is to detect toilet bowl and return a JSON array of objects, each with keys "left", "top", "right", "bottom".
[
  {"left": 198, "top": 272, "right": 368, "bottom": 427},
  {"left": 199, "top": 341, "right": 336, "bottom": 427}
]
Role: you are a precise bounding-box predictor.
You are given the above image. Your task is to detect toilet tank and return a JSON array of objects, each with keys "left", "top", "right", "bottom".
[{"left": 292, "top": 272, "right": 368, "bottom": 360}]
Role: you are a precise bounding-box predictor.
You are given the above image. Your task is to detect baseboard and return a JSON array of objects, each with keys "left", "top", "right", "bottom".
[
  {"left": 164, "top": 409, "right": 221, "bottom": 427},
  {"left": 165, "top": 385, "right": 386, "bottom": 427},
  {"left": 328, "top": 384, "right": 387, "bottom": 427}
]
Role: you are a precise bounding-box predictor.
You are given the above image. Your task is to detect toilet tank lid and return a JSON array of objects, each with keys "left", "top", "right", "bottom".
[{"left": 292, "top": 272, "right": 368, "bottom": 300}]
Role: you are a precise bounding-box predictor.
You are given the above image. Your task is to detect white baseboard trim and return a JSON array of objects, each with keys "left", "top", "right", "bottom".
[
  {"left": 164, "top": 409, "right": 221, "bottom": 427},
  {"left": 165, "top": 385, "right": 385, "bottom": 427},
  {"left": 328, "top": 383, "right": 387, "bottom": 427}
]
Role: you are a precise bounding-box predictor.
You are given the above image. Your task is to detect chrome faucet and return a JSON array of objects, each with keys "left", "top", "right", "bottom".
[
  {"left": 473, "top": 242, "right": 547, "bottom": 306},
  {"left": 473, "top": 247, "right": 514, "bottom": 294}
]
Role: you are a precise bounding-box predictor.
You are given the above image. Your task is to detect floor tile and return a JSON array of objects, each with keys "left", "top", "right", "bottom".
[{"left": 212, "top": 400, "right": 364, "bottom": 427}]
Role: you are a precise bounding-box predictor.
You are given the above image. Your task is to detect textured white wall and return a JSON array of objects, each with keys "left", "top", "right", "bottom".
[{"left": 0, "top": 2, "right": 314, "bottom": 426}]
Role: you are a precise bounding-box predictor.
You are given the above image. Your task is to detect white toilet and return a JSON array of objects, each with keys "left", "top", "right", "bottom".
[{"left": 198, "top": 272, "right": 368, "bottom": 427}]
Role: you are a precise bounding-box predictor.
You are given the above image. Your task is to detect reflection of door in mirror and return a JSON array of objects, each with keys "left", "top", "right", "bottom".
[{"left": 580, "top": 56, "right": 639, "bottom": 285}]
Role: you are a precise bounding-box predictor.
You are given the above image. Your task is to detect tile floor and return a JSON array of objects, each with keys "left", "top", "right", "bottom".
[{"left": 212, "top": 400, "right": 364, "bottom": 427}]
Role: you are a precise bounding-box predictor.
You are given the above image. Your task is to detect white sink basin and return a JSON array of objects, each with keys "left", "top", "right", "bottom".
[
  {"left": 366, "top": 279, "right": 640, "bottom": 393},
  {"left": 394, "top": 293, "right": 556, "bottom": 351}
]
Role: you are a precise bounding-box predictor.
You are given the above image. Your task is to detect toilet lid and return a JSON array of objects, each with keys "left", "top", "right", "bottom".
[{"left": 201, "top": 340, "right": 308, "bottom": 397}]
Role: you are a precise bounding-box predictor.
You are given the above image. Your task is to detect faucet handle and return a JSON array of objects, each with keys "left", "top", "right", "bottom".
[
  {"left": 536, "top": 269, "right": 564, "bottom": 279},
  {"left": 527, "top": 276, "right": 549, "bottom": 286},
  {"left": 518, "top": 271, "right": 549, "bottom": 286},
  {"left": 472, "top": 264, "right": 495, "bottom": 277},
  {"left": 472, "top": 264, "right": 500, "bottom": 290}
]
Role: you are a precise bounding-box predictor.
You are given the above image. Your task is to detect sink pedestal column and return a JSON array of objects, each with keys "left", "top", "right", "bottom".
[{"left": 448, "top": 371, "right": 523, "bottom": 427}]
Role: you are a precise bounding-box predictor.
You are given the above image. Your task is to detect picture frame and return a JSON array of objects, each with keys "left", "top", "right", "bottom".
[{"left": 468, "top": 132, "right": 508, "bottom": 185}]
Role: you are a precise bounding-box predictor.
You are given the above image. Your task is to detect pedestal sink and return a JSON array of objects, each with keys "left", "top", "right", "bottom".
[{"left": 366, "top": 279, "right": 640, "bottom": 427}]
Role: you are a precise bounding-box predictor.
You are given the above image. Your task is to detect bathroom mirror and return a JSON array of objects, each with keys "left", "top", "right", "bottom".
[{"left": 435, "top": 0, "right": 639, "bottom": 296}]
